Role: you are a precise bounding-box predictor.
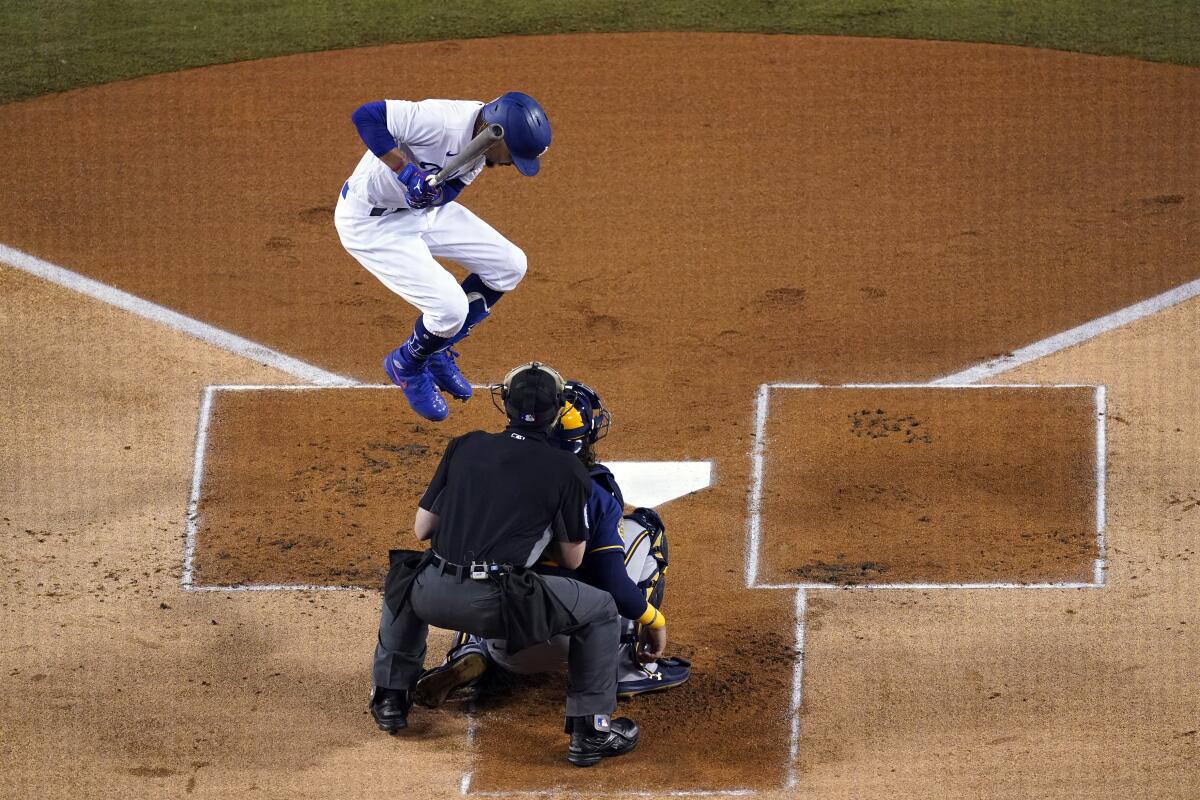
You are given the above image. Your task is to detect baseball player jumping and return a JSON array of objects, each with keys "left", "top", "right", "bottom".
[{"left": 334, "top": 93, "right": 551, "bottom": 420}]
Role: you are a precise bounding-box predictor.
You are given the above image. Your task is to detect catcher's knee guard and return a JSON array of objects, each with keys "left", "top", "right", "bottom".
[{"left": 620, "top": 507, "right": 669, "bottom": 644}]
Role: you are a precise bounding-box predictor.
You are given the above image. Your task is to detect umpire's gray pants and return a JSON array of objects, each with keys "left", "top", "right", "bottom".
[{"left": 373, "top": 565, "right": 620, "bottom": 717}]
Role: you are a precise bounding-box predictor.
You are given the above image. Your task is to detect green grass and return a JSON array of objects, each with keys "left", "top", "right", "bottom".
[{"left": 1, "top": 1, "right": 1197, "bottom": 105}]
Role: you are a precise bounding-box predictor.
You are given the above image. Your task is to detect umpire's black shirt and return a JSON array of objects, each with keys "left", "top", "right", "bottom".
[{"left": 419, "top": 425, "right": 592, "bottom": 566}]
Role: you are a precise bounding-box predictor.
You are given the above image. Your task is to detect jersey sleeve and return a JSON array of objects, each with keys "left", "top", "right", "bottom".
[
  {"left": 578, "top": 549, "right": 649, "bottom": 621},
  {"left": 585, "top": 487, "right": 625, "bottom": 556},
  {"left": 552, "top": 462, "right": 592, "bottom": 543},
  {"left": 385, "top": 99, "right": 445, "bottom": 149},
  {"left": 418, "top": 435, "right": 461, "bottom": 513}
]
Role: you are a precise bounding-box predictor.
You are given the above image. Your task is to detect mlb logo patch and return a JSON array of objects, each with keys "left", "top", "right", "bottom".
[{"left": 593, "top": 714, "right": 610, "bottom": 731}]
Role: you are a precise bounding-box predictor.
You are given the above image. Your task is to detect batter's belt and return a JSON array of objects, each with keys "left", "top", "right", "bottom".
[{"left": 341, "top": 181, "right": 410, "bottom": 217}]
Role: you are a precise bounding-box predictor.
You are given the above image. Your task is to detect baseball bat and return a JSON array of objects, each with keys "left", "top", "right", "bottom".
[{"left": 427, "top": 123, "right": 504, "bottom": 188}]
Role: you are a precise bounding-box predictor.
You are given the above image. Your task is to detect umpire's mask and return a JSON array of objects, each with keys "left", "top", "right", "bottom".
[{"left": 495, "top": 361, "right": 566, "bottom": 429}]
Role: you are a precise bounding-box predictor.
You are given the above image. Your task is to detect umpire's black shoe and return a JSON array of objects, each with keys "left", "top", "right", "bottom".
[
  {"left": 370, "top": 686, "right": 411, "bottom": 733},
  {"left": 414, "top": 651, "right": 489, "bottom": 709},
  {"left": 566, "top": 715, "right": 640, "bottom": 767}
]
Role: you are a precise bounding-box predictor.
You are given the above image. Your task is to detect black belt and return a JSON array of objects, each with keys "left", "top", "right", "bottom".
[
  {"left": 341, "top": 181, "right": 407, "bottom": 217},
  {"left": 431, "top": 553, "right": 515, "bottom": 581}
]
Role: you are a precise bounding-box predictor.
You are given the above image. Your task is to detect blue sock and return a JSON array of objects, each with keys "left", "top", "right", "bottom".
[{"left": 405, "top": 317, "right": 452, "bottom": 360}]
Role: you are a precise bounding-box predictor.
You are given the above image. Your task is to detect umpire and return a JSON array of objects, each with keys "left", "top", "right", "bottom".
[{"left": 369, "top": 361, "right": 640, "bottom": 766}]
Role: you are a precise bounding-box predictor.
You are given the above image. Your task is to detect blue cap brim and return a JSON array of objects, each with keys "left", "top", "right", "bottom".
[{"left": 512, "top": 154, "right": 540, "bottom": 177}]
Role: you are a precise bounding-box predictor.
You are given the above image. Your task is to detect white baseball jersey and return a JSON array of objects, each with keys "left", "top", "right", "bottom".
[
  {"left": 334, "top": 98, "right": 527, "bottom": 336},
  {"left": 343, "top": 99, "right": 487, "bottom": 210}
]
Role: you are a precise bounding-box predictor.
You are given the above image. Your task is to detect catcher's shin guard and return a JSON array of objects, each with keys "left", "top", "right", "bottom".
[{"left": 623, "top": 507, "right": 669, "bottom": 643}]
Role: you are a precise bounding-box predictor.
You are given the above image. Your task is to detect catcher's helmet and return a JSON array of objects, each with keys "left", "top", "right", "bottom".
[
  {"left": 492, "top": 361, "right": 566, "bottom": 428},
  {"left": 553, "top": 381, "right": 612, "bottom": 454},
  {"left": 480, "top": 92, "right": 551, "bottom": 177}
]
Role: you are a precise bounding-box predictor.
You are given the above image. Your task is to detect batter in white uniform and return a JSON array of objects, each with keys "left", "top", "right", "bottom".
[{"left": 334, "top": 93, "right": 551, "bottom": 420}]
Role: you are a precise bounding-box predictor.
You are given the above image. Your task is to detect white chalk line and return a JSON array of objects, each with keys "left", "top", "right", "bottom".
[
  {"left": 743, "top": 383, "right": 771, "bottom": 589},
  {"left": 461, "top": 707, "right": 479, "bottom": 795},
  {"left": 465, "top": 791, "right": 755, "bottom": 798},
  {"left": 182, "top": 386, "right": 216, "bottom": 588},
  {"left": 756, "top": 581, "right": 1102, "bottom": 591},
  {"left": 0, "top": 242, "right": 357, "bottom": 387},
  {"left": 933, "top": 274, "right": 1200, "bottom": 384},
  {"left": 768, "top": 382, "right": 1097, "bottom": 389},
  {"left": 1095, "top": 385, "right": 1108, "bottom": 585},
  {"left": 210, "top": 382, "right": 498, "bottom": 391},
  {"left": 182, "top": 583, "right": 367, "bottom": 593},
  {"left": 785, "top": 589, "right": 807, "bottom": 791}
]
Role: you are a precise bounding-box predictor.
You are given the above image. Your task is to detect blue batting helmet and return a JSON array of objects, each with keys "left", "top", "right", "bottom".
[
  {"left": 481, "top": 92, "right": 551, "bottom": 176},
  {"left": 554, "top": 381, "right": 612, "bottom": 454}
]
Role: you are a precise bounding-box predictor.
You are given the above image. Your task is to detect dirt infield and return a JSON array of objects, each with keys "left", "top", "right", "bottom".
[
  {"left": 756, "top": 386, "right": 1099, "bottom": 587},
  {"left": 2, "top": 32, "right": 1199, "bottom": 799}
]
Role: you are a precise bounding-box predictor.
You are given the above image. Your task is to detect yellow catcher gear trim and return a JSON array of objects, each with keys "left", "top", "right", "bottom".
[
  {"left": 559, "top": 401, "right": 585, "bottom": 434},
  {"left": 637, "top": 605, "right": 666, "bottom": 630}
]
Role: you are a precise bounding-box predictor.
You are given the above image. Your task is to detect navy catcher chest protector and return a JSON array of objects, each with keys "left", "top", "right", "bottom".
[{"left": 590, "top": 464, "right": 625, "bottom": 508}]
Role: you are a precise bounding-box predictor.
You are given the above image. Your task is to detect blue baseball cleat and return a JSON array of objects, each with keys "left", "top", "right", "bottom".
[
  {"left": 616, "top": 656, "right": 691, "bottom": 699},
  {"left": 383, "top": 347, "right": 449, "bottom": 421},
  {"left": 427, "top": 349, "right": 473, "bottom": 401}
]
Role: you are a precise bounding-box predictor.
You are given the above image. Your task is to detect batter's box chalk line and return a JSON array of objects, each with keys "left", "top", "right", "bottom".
[
  {"left": 0, "top": 242, "right": 1136, "bottom": 794},
  {"left": 748, "top": 381, "right": 1106, "bottom": 791},
  {"left": 183, "top": 385, "right": 713, "bottom": 593},
  {"left": 744, "top": 382, "right": 1107, "bottom": 591}
]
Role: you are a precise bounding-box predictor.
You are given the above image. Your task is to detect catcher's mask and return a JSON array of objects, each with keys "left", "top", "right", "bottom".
[
  {"left": 553, "top": 381, "right": 612, "bottom": 454},
  {"left": 491, "top": 361, "right": 566, "bottom": 428}
]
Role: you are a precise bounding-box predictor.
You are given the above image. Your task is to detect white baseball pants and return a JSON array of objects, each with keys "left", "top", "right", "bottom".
[{"left": 334, "top": 194, "right": 527, "bottom": 336}]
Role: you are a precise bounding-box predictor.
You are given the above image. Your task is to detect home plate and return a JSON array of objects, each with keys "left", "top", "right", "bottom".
[{"left": 605, "top": 461, "right": 713, "bottom": 508}]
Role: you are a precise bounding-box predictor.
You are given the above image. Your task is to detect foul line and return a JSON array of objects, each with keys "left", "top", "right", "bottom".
[
  {"left": 932, "top": 275, "right": 1200, "bottom": 384},
  {"left": 1095, "top": 385, "right": 1108, "bottom": 585},
  {"left": 0, "top": 242, "right": 357, "bottom": 387}
]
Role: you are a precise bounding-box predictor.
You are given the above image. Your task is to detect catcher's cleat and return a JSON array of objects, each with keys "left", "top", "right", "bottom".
[
  {"left": 414, "top": 650, "right": 489, "bottom": 709},
  {"left": 369, "top": 686, "right": 412, "bottom": 733},
  {"left": 566, "top": 715, "right": 640, "bottom": 767},
  {"left": 427, "top": 349, "right": 473, "bottom": 401},
  {"left": 616, "top": 656, "right": 690, "bottom": 699},
  {"left": 383, "top": 347, "right": 449, "bottom": 421}
]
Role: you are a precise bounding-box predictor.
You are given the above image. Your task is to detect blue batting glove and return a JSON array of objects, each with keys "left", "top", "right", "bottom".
[{"left": 397, "top": 163, "right": 440, "bottom": 209}]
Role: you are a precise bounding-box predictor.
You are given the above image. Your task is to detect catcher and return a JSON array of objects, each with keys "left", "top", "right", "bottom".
[{"left": 413, "top": 380, "right": 690, "bottom": 706}]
